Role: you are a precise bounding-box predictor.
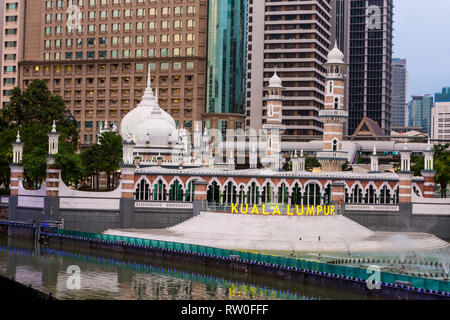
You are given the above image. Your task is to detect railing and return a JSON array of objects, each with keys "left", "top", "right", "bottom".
[
  {"left": 316, "top": 151, "right": 348, "bottom": 160},
  {"left": 318, "top": 109, "right": 349, "bottom": 118},
  {"left": 47, "top": 228, "right": 450, "bottom": 294}
]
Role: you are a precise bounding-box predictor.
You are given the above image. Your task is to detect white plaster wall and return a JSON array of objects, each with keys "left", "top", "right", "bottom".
[
  {"left": 59, "top": 197, "right": 120, "bottom": 210},
  {"left": 58, "top": 178, "right": 122, "bottom": 198},
  {"left": 413, "top": 203, "right": 450, "bottom": 215},
  {"left": 18, "top": 196, "right": 44, "bottom": 208}
]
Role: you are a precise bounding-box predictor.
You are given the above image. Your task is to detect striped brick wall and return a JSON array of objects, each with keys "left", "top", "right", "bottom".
[
  {"left": 9, "top": 165, "right": 24, "bottom": 196},
  {"left": 398, "top": 173, "right": 413, "bottom": 203},
  {"left": 421, "top": 171, "right": 436, "bottom": 199},
  {"left": 194, "top": 180, "right": 208, "bottom": 201},
  {"left": 331, "top": 182, "right": 345, "bottom": 203},
  {"left": 121, "top": 167, "right": 136, "bottom": 199},
  {"left": 45, "top": 167, "right": 60, "bottom": 197}
]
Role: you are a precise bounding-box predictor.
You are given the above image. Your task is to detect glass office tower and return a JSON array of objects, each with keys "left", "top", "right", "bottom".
[
  {"left": 408, "top": 95, "right": 434, "bottom": 135},
  {"left": 206, "top": 0, "right": 246, "bottom": 116}
]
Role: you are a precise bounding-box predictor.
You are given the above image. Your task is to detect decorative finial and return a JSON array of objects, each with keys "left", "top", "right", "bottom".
[
  {"left": 300, "top": 149, "right": 304, "bottom": 157},
  {"left": 16, "top": 131, "right": 21, "bottom": 143},
  {"left": 51, "top": 120, "right": 56, "bottom": 133},
  {"left": 294, "top": 150, "right": 297, "bottom": 158},
  {"left": 147, "top": 67, "right": 151, "bottom": 88},
  {"left": 373, "top": 145, "right": 377, "bottom": 155}
]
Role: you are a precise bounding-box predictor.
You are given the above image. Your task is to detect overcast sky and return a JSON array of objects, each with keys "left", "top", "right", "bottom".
[{"left": 393, "top": 0, "right": 450, "bottom": 98}]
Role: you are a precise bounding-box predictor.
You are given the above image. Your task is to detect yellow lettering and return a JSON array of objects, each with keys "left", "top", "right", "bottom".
[
  {"left": 251, "top": 205, "right": 259, "bottom": 215},
  {"left": 287, "top": 205, "right": 294, "bottom": 216},
  {"left": 317, "top": 205, "right": 323, "bottom": 215},
  {"left": 240, "top": 204, "right": 248, "bottom": 214},
  {"left": 273, "top": 205, "right": 281, "bottom": 215},
  {"left": 306, "top": 206, "right": 315, "bottom": 216},
  {"left": 330, "top": 205, "right": 335, "bottom": 215},
  {"left": 263, "top": 204, "right": 270, "bottom": 215},
  {"left": 231, "top": 203, "right": 238, "bottom": 214},
  {"left": 296, "top": 205, "right": 304, "bottom": 216},
  {"left": 324, "top": 206, "right": 330, "bottom": 216}
]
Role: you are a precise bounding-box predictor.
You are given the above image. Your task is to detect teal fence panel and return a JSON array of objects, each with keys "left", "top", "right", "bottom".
[{"left": 49, "top": 228, "right": 450, "bottom": 293}]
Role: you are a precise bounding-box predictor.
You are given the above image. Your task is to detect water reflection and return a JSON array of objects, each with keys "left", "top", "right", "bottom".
[{"left": 0, "top": 236, "right": 373, "bottom": 300}]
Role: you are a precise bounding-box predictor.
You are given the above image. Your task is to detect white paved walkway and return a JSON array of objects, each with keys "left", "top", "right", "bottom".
[{"left": 105, "top": 212, "right": 449, "bottom": 253}]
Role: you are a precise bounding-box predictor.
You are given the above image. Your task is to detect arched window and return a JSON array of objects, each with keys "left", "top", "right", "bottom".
[
  {"left": 290, "top": 183, "right": 302, "bottom": 205},
  {"left": 247, "top": 182, "right": 260, "bottom": 205},
  {"left": 380, "top": 186, "right": 391, "bottom": 204},
  {"left": 351, "top": 185, "right": 363, "bottom": 203},
  {"left": 365, "top": 185, "right": 376, "bottom": 204},
  {"left": 135, "top": 179, "right": 150, "bottom": 200},
  {"left": 329, "top": 81, "right": 333, "bottom": 94},
  {"left": 262, "top": 182, "right": 273, "bottom": 204},
  {"left": 278, "top": 183, "right": 289, "bottom": 204},
  {"left": 303, "top": 183, "right": 321, "bottom": 206},
  {"left": 332, "top": 139, "right": 338, "bottom": 152},
  {"left": 223, "top": 181, "right": 237, "bottom": 204},
  {"left": 153, "top": 179, "right": 167, "bottom": 201},
  {"left": 185, "top": 181, "right": 195, "bottom": 201},
  {"left": 169, "top": 180, "right": 183, "bottom": 201},
  {"left": 207, "top": 181, "right": 221, "bottom": 204},
  {"left": 334, "top": 97, "right": 339, "bottom": 109}
]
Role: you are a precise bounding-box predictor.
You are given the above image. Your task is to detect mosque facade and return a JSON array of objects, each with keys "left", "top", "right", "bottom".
[{"left": 8, "top": 45, "right": 437, "bottom": 217}]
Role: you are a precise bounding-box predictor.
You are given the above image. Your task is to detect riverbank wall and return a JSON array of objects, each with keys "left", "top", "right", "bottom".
[{"left": 1, "top": 221, "right": 448, "bottom": 301}]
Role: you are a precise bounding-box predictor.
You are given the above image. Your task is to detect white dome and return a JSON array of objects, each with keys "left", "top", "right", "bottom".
[
  {"left": 327, "top": 42, "right": 345, "bottom": 64},
  {"left": 120, "top": 70, "right": 177, "bottom": 146},
  {"left": 269, "top": 71, "right": 282, "bottom": 88},
  {"left": 134, "top": 118, "right": 173, "bottom": 147}
]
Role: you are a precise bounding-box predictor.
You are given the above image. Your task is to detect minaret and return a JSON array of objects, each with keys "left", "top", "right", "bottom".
[
  {"left": 317, "top": 42, "right": 349, "bottom": 172},
  {"left": 369, "top": 145, "right": 379, "bottom": 173},
  {"left": 261, "top": 71, "right": 286, "bottom": 170},
  {"left": 421, "top": 139, "right": 436, "bottom": 198}
]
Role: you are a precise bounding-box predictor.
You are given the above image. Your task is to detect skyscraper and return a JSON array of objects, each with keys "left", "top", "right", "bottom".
[
  {"left": 1, "top": 0, "right": 25, "bottom": 109},
  {"left": 408, "top": 95, "right": 434, "bottom": 135},
  {"left": 6, "top": 0, "right": 208, "bottom": 146},
  {"left": 391, "top": 58, "right": 408, "bottom": 127},
  {"left": 245, "top": 0, "right": 333, "bottom": 136},
  {"left": 347, "top": 0, "right": 393, "bottom": 135},
  {"left": 435, "top": 87, "right": 450, "bottom": 103},
  {"left": 204, "top": 0, "right": 247, "bottom": 134}
]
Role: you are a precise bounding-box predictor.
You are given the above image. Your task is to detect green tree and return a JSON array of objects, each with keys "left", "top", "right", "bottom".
[
  {"left": 306, "top": 156, "right": 321, "bottom": 172},
  {"left": 97, "top": 131, "right": 123, "bottom": 190},
  {"left": 0, "top": 80, "right": 80, "bottom": 190}
]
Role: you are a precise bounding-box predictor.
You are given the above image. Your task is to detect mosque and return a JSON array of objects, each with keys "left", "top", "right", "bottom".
[
  {"left": 6, "top": 43, "right": 450, "bottom": 248},
  {"left": 113, "top": 43, "right": 435, "bottom": 207}
]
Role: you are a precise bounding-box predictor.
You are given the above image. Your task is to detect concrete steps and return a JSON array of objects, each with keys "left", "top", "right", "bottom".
[{"left": 105, "top": 212, "right": 450, "bottom": 253}]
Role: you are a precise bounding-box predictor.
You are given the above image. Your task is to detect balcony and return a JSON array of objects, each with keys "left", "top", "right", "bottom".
[
  {"left": 316, "top": 151, "right": 348, "bottom": 161},
  {"left": 319, "top": 109, "right": 349, "bottom": 118}
]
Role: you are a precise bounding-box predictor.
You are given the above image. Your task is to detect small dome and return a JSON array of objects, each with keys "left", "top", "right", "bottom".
[
  {"left": 269, "top": 71, "right": 282, "bottom": 88},
  {"left": 120, "top": 69, "right": 177, "bottom": 146},
  {"left": 327, "top": 42, "right": 345, "bottom": 64}
]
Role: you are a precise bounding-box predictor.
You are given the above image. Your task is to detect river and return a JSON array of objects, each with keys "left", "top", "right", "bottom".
[{"left": 0, "top": 235, "right": 378, "bottom": 300}]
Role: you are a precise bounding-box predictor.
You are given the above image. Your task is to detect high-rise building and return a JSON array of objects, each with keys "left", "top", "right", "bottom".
[
  {"left": 435, "top": 87, "right": 450, "bottom": 103},
  {"left": 204, "top": 0, "right": 247, "bottom": 134},
  {"left": 408, "top": 95, "right": 434, "bottom": 135},
  {"left": 0, "top": 4, "right": 3, "bottom": 93},
  {"left": 391, "top": 58, "right": 408, "bottom": 127},
  {"left": 1, "top": 1, "right": 25, "bottom": 108},
  {"left": 245, "top": 0, "right": 333, "bottom": 136},
  {"left": 10, "top": 0, "right": 208, "bottom": 146},
  {"left": 333, "top": 0, "right": 348, "bottom": 57},
  {"left": 347, "top": 0, "right": 393, "bottom": 135},
  {"left": 431, "top": 101, "right": 450, "bottom": 140}
]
